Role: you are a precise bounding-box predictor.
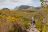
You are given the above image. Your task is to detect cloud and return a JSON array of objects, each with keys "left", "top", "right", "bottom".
[
  {"left": 0, "top": 0, "right": 32, "bottom": 6},
  {"left": 10, "top": 0, "right": 31, "bottom": 2},
  {"left": 32, "top": 0, "right": 41, "bottom": 7},
  {"left": 0, "top": 0, "right": 5, "bottom": 2},
  {"left": 0, "top": 0, "right": 41, "bottom": 9}
]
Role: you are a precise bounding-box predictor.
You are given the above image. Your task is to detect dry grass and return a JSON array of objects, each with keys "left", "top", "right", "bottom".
[{"left": 0, "top": 8, "right": 48, "bottom": 32}]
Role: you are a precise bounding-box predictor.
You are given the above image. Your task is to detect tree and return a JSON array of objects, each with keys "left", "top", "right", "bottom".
[
  {"left": 40, "top": 0, "right": 48, "bottom": 8},
  {"left": 40, "top": 0, "right": 44, "bottom": 7}
]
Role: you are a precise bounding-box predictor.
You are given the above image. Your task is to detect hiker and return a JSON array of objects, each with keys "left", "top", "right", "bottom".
[{"left": 31, "top": 17, "right": 35, "bottom": 25}]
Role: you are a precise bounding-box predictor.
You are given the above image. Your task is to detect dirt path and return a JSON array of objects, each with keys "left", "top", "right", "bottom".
[
  {"left": 27, "top": 17, "right": 40, "bottom": 32},
  {"left": 28, "top": 24, "right": 40, "bottom": 32}
]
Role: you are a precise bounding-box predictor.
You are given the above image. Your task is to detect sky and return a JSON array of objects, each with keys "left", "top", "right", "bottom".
[{"left": 0, "top": 0, "right": 41, "bottom": 9}]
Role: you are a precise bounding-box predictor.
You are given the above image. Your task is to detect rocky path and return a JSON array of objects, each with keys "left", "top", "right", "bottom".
[
  {"left": 27, "top": 17, "right": 40, "bottom": 32},
  {"left": 28, "top": 24, "right": 40, "bottom": 32}
]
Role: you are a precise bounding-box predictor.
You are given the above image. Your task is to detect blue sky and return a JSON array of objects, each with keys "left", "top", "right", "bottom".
[{"left": 0, "top": 0, "right": 41, "bottom": 9}]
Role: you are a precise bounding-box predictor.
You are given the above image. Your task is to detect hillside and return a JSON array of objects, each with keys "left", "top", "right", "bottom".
[{"left": 0, "top": 7, "right": 48, "bottom": 32}]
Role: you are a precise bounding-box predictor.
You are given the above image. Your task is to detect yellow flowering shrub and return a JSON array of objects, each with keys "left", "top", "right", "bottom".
[{"left": 6, "top": 16, "right": 16, "bottom": 22}]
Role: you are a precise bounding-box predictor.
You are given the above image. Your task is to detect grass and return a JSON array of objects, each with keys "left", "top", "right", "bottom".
[{"left": 0, "top": 8, "right": 48, "bottom": 32}]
